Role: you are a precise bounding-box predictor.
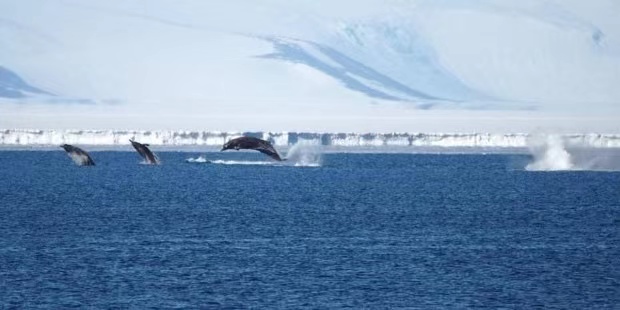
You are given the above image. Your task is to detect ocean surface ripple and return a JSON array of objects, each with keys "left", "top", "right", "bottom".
[{"left": 0, "top": 151, "right": 618, "bottom": 308}]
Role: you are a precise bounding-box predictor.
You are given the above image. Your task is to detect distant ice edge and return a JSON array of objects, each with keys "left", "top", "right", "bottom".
[{"left": 2, "top": 130, "right": 620, "bottom": 149}]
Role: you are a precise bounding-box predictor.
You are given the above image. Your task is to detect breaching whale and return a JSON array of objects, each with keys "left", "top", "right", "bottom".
[
  {"left": 221, "top": 136, "right": 284, "bottom": 161},
  {"left": 129, "top": 139, "right": 159, "bottom": 165},
  {"left": 60, "top": 144, "right": 95, "bottom": 166}
]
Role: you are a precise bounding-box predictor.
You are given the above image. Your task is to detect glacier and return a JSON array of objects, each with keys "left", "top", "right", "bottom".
[
  {"left": 1, "top": 1, "right": 619, "bottom": 105},
  {"left": 0, "top": 0, "right": 618, "bottom": 132},
  {"left": 2, "top": 129, "right": 619, "bottom": 149}
]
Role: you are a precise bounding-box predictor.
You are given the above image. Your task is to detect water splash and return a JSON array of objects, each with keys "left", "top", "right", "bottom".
[
  {"left": 526, "top": 135, "right": 573, "bottom": 171},
  {"left": 285, "top": 141, "right": 322, "bottom": 167},
  {"left": 186, "top": 156, "right": 210, "bottom": 163},
  {"left": 67, "top": 152, "right": 93, "bottom": 166},
  {"left": 138, "top": 152, "right": 161, "bottom": 165},
  {"left": 525, "top": 134, "right": 620, "bottom": 171},
  {"left": 186, "top": 156, "right": 282, "bottom": 166},
  {"left": 210, "top": 160, "right": 278, "bottom": 166},
  {"left": 184, "top": 142, "right": 322, "bottom": 167}
]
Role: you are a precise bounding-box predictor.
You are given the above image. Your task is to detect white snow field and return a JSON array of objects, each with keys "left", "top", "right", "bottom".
[{"left": 0, "top": 0, "right": 619, "bottom": 132}]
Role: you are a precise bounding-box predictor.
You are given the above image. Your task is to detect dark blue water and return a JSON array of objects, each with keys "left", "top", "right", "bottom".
[{"left": 1, "top": 151, "right": 618, "bottom": 309}]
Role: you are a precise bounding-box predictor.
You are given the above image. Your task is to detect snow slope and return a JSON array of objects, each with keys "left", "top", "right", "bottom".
[{"left": 0, "top": 0, "right": 618, "bottom": 131}]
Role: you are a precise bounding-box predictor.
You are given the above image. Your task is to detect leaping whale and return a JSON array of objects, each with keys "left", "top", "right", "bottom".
[
  {"left": 129, "top": 139, "right": 160, "bottom": 165},
  {"left": 221, "top": 136, "right": 284, "bottom": 161},
  {"left": 60, "top": 144, "right": 95, "bottom": 166}
]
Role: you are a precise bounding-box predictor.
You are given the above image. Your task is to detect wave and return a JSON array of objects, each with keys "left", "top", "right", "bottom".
[
  {"left": 185, "top": 158, "right": 320, "bottom": 167},
  {"left": 186, "top": 156, "right": 210, "bottom": 163},
  {"left": 210, "top": 160, "right": 279, "bottom": 166},
  {"left": 3, "top": 129, "right": 620, "bottom": 149},
  {"left": 185, "top": 155, "right": 283, "bottom": 166},
  {"left": 186, "top": 158, "right": 291, "bottom": 166}
]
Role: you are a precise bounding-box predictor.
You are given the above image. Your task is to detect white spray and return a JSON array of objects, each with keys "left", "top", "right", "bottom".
[
  {"left": 285, "top": 141, "right": 322, "bottom": 167},
  {"left": 186, "top": 155, "right": 209, "bottom": 163},
  {"left": 526, "top": 134, "right": 574, "bottom": 171}
]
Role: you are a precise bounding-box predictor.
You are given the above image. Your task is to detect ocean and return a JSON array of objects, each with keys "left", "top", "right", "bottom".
[{"left": 0, "top": 150, "right": 618, "bottom": 308}]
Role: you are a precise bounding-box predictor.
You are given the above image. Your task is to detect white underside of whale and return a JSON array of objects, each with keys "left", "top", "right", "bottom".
[{"left": 67, "top": 152, "right": 91, "bottom": 166}]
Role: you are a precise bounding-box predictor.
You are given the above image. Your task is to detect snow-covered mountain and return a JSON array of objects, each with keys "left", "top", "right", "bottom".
[
  {"left": 0, "top": 66, "right": 52, "bottom": 98},
  {"left": 0, "top": 0, "right": 619, "bottom": 132}
]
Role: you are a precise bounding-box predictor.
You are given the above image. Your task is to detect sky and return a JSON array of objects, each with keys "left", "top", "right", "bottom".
[{"left": 0, "top": 0, "right": 619, "bottom": 133}]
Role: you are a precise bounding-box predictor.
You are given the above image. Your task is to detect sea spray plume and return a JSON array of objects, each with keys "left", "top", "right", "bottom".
[
  {"left": 129, "top": 139, "right": 160, "bottom": 165},
  {"left": 570, "top": 148, "right": 620, "bottom": 171},
  {"left": 525, "top": 134, "right": 620, "bottom": 171},
  {"left": 285, "top": 141, "right": 322, "bottom": 167},
  {"left": 221, "top": 136, "right": 284, "bottom": 161},
  {"left": 525, "top": 134, "right": 573, "bottom": 171},
  {"left": 60, "top": 144, "right": 95, "bottom": 166}
]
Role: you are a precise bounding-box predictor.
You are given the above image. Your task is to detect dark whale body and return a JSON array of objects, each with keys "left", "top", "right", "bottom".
[
  {"left": 221, "top": 136, "right": 284, "bottom": 161},
  {"left": 129, "top": 139, "right": 159, "bottom": 165},
  {"left": 60, "top": 144, "right": 95, "bottom": 166}
]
